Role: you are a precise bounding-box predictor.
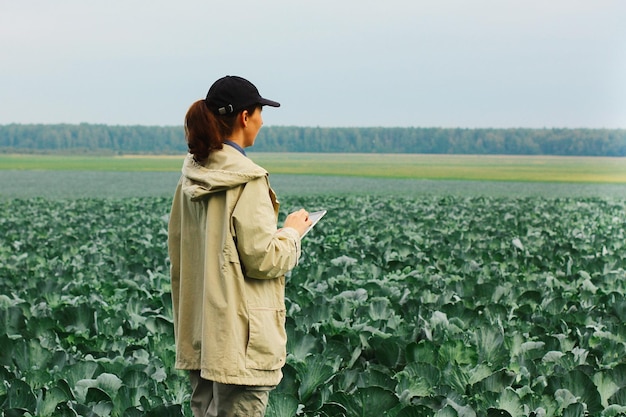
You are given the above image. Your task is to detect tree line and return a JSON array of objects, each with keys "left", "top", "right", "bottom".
[{"left": 1, "top": 123, "right": 625, "bottom": 156}]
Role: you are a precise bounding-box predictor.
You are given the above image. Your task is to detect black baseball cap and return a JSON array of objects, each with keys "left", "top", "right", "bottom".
[{"left": 204, "top": 75, "right": 280, "bottom": 116}]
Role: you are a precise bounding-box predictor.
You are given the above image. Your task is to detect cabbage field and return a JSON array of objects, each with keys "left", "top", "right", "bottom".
[{"left": 1, "top": 194, "right": 626, "bottom": 416}]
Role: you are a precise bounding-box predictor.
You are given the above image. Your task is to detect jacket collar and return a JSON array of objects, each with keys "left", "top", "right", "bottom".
[{"left": 181, "top": 147, "right": 267, "bottom": 201}]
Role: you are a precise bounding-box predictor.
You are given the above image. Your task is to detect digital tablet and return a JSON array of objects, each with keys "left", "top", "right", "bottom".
[{"left": 302, "top": 210, "right": 327, "bottom": 238}]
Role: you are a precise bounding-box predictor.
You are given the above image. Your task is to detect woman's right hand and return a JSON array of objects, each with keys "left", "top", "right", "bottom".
[{"left": 283, "top": 209, "right": 313, "bottom": 236}]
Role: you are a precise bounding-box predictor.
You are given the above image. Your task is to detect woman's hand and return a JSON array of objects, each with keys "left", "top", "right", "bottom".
[{"left": 283, "top": 209, "right": 313, "bottom": 237}]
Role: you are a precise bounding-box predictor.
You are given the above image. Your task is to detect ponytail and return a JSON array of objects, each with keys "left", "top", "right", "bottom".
[
  {"left": 185, "top": 100, "right": 236, "bottom": 162},
  {"left": 184, "top": 100, "right": 259, "bottom": 163}
]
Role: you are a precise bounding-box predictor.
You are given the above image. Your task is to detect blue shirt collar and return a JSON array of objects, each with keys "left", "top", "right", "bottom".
[{"left": 223, "top": 140, "right": 246, "bottom": 156}]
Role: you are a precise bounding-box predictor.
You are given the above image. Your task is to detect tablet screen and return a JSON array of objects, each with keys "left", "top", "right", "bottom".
[{"left": 302, "top": 210, "right": 327, "bottom": 237}]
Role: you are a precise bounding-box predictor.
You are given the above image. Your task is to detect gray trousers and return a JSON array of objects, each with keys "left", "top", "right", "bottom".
[{"left": 189, "top": 370, "right": 274, "bottom": 417}]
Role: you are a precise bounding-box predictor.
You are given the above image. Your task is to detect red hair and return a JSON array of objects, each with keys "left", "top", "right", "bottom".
[{"left": 184, "top": 100, "right": 258, "bottom": 162}]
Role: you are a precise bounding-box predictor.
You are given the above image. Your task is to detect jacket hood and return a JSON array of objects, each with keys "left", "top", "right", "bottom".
[{"left": 181, "top": 146, "right": 268, "bottom": 201}]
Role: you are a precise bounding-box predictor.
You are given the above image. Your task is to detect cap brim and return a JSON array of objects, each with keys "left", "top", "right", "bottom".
[{"left": 259, "top": 97, "right": 280, "bottom": 108}]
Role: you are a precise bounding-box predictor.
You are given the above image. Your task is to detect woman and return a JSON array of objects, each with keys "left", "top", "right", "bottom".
[{"left": 168, "top": 75, "right": 312, "bottom": 417}]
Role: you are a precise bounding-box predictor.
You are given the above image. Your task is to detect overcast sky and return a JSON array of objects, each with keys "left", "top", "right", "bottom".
[{"left": 1, "top": 1, "right": 625, "bottom": 128}]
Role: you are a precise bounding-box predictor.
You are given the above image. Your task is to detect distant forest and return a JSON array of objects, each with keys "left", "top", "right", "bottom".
[{"left": 1, "top": 123, "right": 625, "bottom": 156}]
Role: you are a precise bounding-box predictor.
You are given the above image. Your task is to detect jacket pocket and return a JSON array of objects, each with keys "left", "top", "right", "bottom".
[
  {"left": 224, "top": 238, "right": 240, "bottom": 264},
  {"left": 246, "top": 307, "right": 287, "bottom": 371}
]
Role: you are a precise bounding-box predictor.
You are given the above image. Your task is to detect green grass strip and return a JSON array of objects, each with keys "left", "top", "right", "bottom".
[{"left": 1, "top": 153, "right": 625, "bottom": 183}]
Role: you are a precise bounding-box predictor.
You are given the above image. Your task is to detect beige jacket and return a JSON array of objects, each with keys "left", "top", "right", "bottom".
[{"left": 168, "top": 146, "right": 301, "bottom": 386}]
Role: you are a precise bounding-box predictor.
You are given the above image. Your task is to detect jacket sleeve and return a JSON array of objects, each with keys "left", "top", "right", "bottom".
[{"left": 231, "top": 177, "right": 301, "bottom": 279}]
